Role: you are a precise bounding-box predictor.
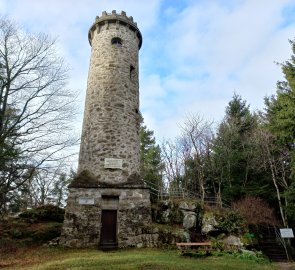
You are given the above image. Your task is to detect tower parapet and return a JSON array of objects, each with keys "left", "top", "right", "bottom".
[{"left": 88, "top": 10, "right": 142, "bottom": 49}]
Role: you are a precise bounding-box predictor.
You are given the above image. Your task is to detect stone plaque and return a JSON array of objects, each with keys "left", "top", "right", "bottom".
[
  {"left": 104, "top": 158, "right": 123, "bottom": 169},
  {"left": 280, "top": 228, "right": 294, "bottom": 238},
  {"left": 78, "top": 197, "right": 95, "bottom": 205}
]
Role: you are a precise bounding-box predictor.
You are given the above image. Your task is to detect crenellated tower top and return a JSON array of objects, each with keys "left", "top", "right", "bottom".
[{"left": 88, "top": 10, "right": 142, "bottom": 49}]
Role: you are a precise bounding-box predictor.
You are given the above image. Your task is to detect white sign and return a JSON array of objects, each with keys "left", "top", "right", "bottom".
[
  {"left": 104, "top": 158, "right": 123, "bottom": 169},
  {"left": 78, "top": 197, "right": 95, "bottom": 205},
  {"left": 280, "top": 228, "right": 294, "bottom": 238}
]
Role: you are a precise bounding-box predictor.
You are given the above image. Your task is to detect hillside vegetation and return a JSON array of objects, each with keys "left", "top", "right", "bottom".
[{"left": 0, "top": 205, "right": 64, "bottom": 253}]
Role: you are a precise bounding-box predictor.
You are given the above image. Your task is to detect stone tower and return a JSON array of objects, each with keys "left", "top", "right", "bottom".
[{"left": 61, "top": 11, "right": 151, "bottom": 249}]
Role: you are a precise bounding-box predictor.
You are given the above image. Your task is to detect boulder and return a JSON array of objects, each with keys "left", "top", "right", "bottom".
[
  {"left": 240, "top": 249, "right": 256, "bottom": 256},
  {"left": 161, "top": 209, "right": 170, "bottom": 224},
  {"left": 222, "top": 235, "right": 242, "bottom": 248},
  {"left": 179, "top": 201, "right": 196, "bottom": 211},
  {"left": 201, "top": 212, "right": 218, "bottom": 234},
  {"left": 179, "top": 201, "right": 189, "bottom": 210},
  {"left": 183, "top": 212, "right": 197, "bottom": 229},
  {"left": 155, "top": 201, "right": 170, "bottom": 224}
]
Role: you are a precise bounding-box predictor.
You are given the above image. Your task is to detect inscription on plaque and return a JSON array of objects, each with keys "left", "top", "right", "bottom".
[
  {"left": 104, "top": 158, "right": 123, "bottom": 169},
  {"left": 78, "top": 197, "right": 95, "bottom": 205}
]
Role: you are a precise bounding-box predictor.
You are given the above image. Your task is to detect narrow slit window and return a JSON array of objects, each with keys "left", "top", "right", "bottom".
[{"left": 130, "top": 65, "right": 135, "bottom": 81}]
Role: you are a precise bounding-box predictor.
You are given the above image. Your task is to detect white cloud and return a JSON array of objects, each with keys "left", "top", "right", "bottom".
[
  {"left": 1, "top": 0, "right": 295, "bottom": 144},
  {"left": 0, "top": 1, "right": 6, "bottom": 12},
  {"left": 137, "top": 0, "right": 295, "bottom": 140}
]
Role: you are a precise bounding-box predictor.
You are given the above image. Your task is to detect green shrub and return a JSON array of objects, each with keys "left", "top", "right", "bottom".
[
  {"left": 232, "top": 250, "right": 269, "bottom": 263},
  {"left": 5, "top": 220, "right": 31, "bottom": 239},
  {"left": 216, "top": 210, "right": 245, "bottom": 234},
  {"left": 11, "top": 228, "right": 23, "bottom": 238},
  {"left": 211, "top": 239, "right": 225, "bottom": 251},
  {"left": 182, "top": 251, "right": 212, "bottom": 258},
  {"left": 241, "top": 232, "right": 258, "bottom": 246},
  {"left": 31, "top": 223, "right": 62, "bottom": 243},
  {"left": 19, "top": 205, "right": 65, "bottom": 222}
]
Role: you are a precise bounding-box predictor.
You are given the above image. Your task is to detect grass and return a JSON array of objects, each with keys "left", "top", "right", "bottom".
[{"left": 0, "top": 247, "right": 281, "bottom": 270}]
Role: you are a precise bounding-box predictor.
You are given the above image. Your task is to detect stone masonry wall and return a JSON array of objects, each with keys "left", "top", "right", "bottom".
[
  {"left": 60, "top": 187, "right": 151, "bottom": 248},
  {"left": 78, "top": 11, "right": 142, "bottom": 185},
  {"left": 61, "top": 12, "right": 152, "bottom": 249}
]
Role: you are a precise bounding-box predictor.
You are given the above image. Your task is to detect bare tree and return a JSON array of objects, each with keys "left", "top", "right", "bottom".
[
  {"left": 23, "top": 163, "right": 74, "bottom": 208},
  {"left": 0, "top": 17, "right": 77, "bottom": 213},
  {"left": 253, "top": 127, "right": 290, "bottom": 227},
  {"left": 179, "top": 114, "right": 214, "bottom": 202},
  {"left": 161, "top": 139, "right": 184, "bottom": 192}
]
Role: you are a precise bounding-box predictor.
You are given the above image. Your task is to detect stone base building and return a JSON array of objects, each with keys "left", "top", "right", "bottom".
[{"left": 61, "top": 175, "right": 151, "bottom": 248}]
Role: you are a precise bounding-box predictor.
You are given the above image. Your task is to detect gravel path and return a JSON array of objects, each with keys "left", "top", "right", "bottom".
[{"left": 276, "top": 262, "right": 295, "bottom": 270}]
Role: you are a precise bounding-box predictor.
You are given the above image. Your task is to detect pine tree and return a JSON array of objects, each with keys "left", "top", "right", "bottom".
[
  {"left": 140, "top": 121, "right": 163, "bottom": 201},
  {"left": 212, "top": 94, "right": 258, "bottom": 202},
  {"left": 265, "top": 39, "right": 295, "bottom": 178},
  {"left": 264, "top": 39, "right": 295, "bottom": 225}
]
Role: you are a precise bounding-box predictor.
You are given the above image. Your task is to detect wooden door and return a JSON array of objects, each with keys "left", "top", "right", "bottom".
[{"left": 100, "top": 210, "right": 117, "bottom": 246}]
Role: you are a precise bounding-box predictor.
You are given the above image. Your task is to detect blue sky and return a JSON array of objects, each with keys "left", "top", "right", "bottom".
[{"left": 1, "top": 0, "right": 295, "bottom": 144}]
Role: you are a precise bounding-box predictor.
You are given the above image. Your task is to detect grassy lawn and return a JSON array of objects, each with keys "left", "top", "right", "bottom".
[{"left": 0, "top": 247, "right": 280, "bottom": 270}]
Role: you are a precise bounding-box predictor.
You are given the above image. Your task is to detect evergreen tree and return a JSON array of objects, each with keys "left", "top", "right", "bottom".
[
  {"left": 140, "top": 121, "right": 163, "bottom": 201},
  {"left": 212, "top": 94, "right": 258, "bottom": 202},
  {"left": 265, "top": 39, "right": 295, "bottom": 178},
  {"left": 263, "top": 39, "right": 295, "bottom": 225}
]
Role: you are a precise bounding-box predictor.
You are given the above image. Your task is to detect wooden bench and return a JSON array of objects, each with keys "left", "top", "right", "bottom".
[{"left": 176, "top": 242, "right": 213, "bottom": 253}]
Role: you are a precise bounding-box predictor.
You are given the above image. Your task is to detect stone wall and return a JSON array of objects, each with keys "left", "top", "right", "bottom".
[
  {"left": 78, "top": 10, "right": 142, "bottom": 185},
  {"left": 60, "top": 186, "right": 151, "bottom": 248}
]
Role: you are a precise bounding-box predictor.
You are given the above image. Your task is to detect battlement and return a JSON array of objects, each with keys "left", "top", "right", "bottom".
[
  {"left": 88, "top": 10, "right": 142, "bottom": 49},
  {"left": 98, "top": 10, "right": 137, "bottom": 26}
]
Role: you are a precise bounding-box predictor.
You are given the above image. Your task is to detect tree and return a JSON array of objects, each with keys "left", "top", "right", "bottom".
[
  {"left": 179, "top": 114, "right": 214, "bottom": 202},
  {"left": 232, "top": 196, "right": 277, "bottom": 226},
  {"left": 0, "top": 17, "right": 77, "bottom": 213},
  {"left": 161, "top": 138, "right": 185, "bottom": 195},
  {"left": 212, "top": 94, "right": 258, "bottom": 203},
  {"left": 140, "top": 121, "right": 163, "bottom": 201},
  {"left": 251, "top": 127, "right": 289, "bottom": 226},
  {"left": 262, "top": 38, "right": 295, "bottom": 225},
  {"left": 265, "top": 39, "right": 295, "bottom": 178},
  {"left": 51, "top": 169, "right": 76, "bottom": 207},
  {"left": 284, "top": 181, "right": 295, "bottom": 226},
  {"left": 19, "top": 164, "right": 75, "bottom": 209}
]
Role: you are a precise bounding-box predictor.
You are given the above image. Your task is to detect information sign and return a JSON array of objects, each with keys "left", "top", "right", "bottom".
[{"left": 280, "top": 228, "right": 294, "bottom": 238}]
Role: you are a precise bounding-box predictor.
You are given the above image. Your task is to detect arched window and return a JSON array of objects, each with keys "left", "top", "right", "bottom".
[{"left": 111, "top": 37, "right": 122, "bottom": 47}]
